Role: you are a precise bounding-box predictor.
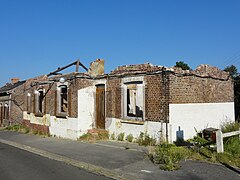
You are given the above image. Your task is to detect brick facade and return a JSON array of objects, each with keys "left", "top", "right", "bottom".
[
  {"left": 106, "top": 77, "right": 121, "bottom": 118},
  {"left": 145, "top": 74, "right": 169, "bottom": 122}
]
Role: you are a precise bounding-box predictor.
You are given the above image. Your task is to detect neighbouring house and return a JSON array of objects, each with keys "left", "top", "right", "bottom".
[
  {"left": 0, "top": 59, "right": 235, "bottom": 143},
  {"left": 0, "top": 78, "right": 26, "bottom": 126}
]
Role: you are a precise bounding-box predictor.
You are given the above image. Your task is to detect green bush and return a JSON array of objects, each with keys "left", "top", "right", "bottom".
[
  {"left": 153, "top": 143, "right": 190, "bottom": 170},
  {"left": 137, "top": 132, "right": 156, "bottom": 146},
  {"left": 110, "top": 133, "right": 115, "bottom": 140},
  {"left": 117, "top": 133, "right": 125, "bottom": 141},
  {"left": 126, "top": 134, "right": 134, "bottom": 142},
  {"left": 221, "top": 121, "right": 240, "bottom": 133}
]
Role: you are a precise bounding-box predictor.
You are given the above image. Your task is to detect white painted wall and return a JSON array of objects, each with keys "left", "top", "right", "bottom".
[
  {"left": 23, "top": 111, "right": 50, "bottom": 126},
  {"left": 77, "top": 86, "right": 95, "bottom": 135},
  {"left": 49, "top": 116, "right": 80, "bottom": 140},
  {"left": 105, "top": 117, "right": 168, "bottom": 143},
  {"left": 49, "top": 86, "right": 96, "bottom": 140},
  {"left": 169, "top": 102, "right": 235, "bottom": 142}
]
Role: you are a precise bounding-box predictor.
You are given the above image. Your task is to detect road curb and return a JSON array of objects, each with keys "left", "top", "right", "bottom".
[{"left": 0, "top": 138, "right": 138, "bottom": 180}]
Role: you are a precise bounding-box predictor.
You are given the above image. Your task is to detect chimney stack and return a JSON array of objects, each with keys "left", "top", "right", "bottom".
[{"left": 11, "top": 78, "right": 20, "bottom": 84}]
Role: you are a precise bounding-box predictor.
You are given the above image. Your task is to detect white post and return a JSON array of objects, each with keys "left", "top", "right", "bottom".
[{"left": 216, "top": 130, "right": 224, "bottom": 153}]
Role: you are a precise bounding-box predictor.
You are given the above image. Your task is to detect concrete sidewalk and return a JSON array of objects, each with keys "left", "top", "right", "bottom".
[{"left": 0, "top": 130, "right": 239, "bottom": 180}]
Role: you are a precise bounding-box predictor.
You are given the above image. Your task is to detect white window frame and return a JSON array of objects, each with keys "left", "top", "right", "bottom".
[
  {"left": 34, "top": 89, "right": 44, "bottom": 115},
  {"left": 27, "top": 93, "right": 31, "bottom": 114},
  {"left": 4, "top": 103, "right": 9, "bottom": 119},
  {"left": 121, "top": 76, "right": 145, "bottom": 121},
  {"left": 57, "top": 83, "right": 68, "bottom": 117}
]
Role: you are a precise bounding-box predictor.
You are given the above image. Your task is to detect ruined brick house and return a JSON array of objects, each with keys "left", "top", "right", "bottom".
[
  {"left": 0, "top": 78, "right": 25, "bottom": 126},
  {"left": 0, "top": 59, "right": 235, "bottom": 142}
]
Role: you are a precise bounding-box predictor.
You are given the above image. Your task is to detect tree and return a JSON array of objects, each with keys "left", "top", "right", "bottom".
[
  {"left": 224, "top": 65, "right": 240, "bottom": 121},
  {"left": 224, "top": 65, "right": 238, "bottom": 78},
  {"left": 174, "top": 61, "right": 191, "bottom": 70}
]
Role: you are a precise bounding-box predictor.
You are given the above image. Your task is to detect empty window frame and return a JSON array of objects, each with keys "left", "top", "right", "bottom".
[
  {"left": 27, "top": 93, "right": 31, "bottom": 114},
  {"left": 4, "top": 103, "right": 9, "bottom": 119},
  {"left": 123, "top": 81, "right": 144, "bottom": 120},
  {"left": 35, "top": 89, "right": 44, "bottom": 115},
  {"left": 57, "top": 85, "right": 68, "bottom": 115}
]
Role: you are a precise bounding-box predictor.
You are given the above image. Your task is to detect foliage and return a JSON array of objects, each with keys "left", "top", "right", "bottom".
[
  {"left": 117, "top": 132, "right": 125, "bottom": 141},
  {"left": 126, "top": 134, "right": 134, "bottom": 142},
  {"left": 137, "top": 132, "right": 156, "bottom": 146},
  {"left": 224, "top": 65, "right": 238, "bottom": 78},
  {"left": 220, "top": 121, "right": 240, "bottom": 133},
  {"left": 98, "top": 131, "right": 109, "bottom": 139},
  {"left": 175, "top": 61, "right": 191, "bottom": 70},
  {"left": 153, "top": 143, "right": 190, "bottom": 170},
  {"left": 110, "top": 133, "right": 115, "bottom": 140},
  {"left": 224, "top": 65, "right": 240, "bottom": 121}
]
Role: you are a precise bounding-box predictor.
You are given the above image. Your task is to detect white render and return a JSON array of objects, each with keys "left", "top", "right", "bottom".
[
  {"left": 77, "top": 86, "right": 96, "bottom": 135},
  {"left": 105, "top": 117, "right": 169, "bottom": 143},
  {"left": 169, "top": 102, "right": 235, "bottom": 142},
  {"left": 49, "top": 116, "right": 79, "bottom": 140},
  {"left": 49, "top": 86, "right": 96, "bottom": 140}
]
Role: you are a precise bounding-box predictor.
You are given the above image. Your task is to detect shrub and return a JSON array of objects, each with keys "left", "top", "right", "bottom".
[
  {"left": 126, "top": 134, "right": 134, "bottom": 142},
  {"left": 24, "top": 128, "right": 30, "bottom": 134},
  {"left": 110, "top": 133, "right": 115, "bottom": 140},
  {"left": 221, "top": 121, "right": 240, "bottom": 133},
  {"left": 117, "top": 133, "right": 125, "bottom": 141},
  {"left": 153, "top": 143, "right": 190, "bottom": 170},
  {"left": 98, "top": 131, "right": 109, "bottom": 140},
  {"left": 137, "top": 132, "right": 156, "bottom": 146}
]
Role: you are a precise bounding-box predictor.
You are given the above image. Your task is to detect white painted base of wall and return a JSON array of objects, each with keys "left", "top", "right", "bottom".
[
  {"left": 105, "top": 118, "right": 168, "bottom": 143},
  {"left": 49, "top": 116, "right": 82, "bottom": 140},
  {"left": 23, "top": 111, "right": 50, "bottom": 126},
  {"left": 169, "top": 102, "right": 235, "bottom": 142}
]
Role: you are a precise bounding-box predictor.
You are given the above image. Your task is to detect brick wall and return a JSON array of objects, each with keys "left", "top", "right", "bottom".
[
  {"left": 9, "top": 83, "right": 25, "bottom": 124},
  {"left": 106, "top": 77, "right": 121, "bottom": 118},
  {"left": 24, "top": 75, "right": 93, "bottom": 118},
  {"left": 145, "top": 74, "right": 169, "bottom": 122},
  {"left": 168, "top": 74, "right": 234, "bottom": 104}
]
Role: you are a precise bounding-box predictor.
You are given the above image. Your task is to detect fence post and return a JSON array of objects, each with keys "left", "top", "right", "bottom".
[{"left": 216, "top": 130, "right": 224, "bottom": 153}]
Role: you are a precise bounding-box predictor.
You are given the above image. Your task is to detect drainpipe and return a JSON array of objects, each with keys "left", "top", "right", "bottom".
[{"left": 162, "top": 67, "right": 168, "bottom": 143}]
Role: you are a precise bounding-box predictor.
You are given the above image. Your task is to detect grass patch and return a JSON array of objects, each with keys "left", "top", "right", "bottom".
[
  {"left": 5, "top": 124, "right": 49, "bottom": 137},
  {"left": 78, "top": 131, "right": 110, "bottom": 141},
  {"left": 151, "top": 122, "right": 240, "bottom": 171}
]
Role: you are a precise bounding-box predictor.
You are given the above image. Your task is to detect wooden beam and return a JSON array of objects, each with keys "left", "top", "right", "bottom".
[{"left": 47, "top": 60, "right": 88, "bottom": 77}]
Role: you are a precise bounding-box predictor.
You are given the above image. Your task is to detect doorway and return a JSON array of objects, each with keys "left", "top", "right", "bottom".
[{"left": 96, "top": 85, "right": 105, "bottom": 129}]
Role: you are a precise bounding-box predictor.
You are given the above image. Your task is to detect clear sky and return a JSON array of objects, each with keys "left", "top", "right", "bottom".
[{"left": 0, "top": 0, "right": 240, "bottom": 86}]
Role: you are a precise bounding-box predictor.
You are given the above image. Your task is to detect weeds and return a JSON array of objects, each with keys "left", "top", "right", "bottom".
[
  {"left": 137, "top": 132, "right": 156, "bottom": 146},
  {"left": 126, "top": 134, "right": 134, "bottom": 142},
  {"left": 117, "top": 132, "right": 125, "bottom": 141}
]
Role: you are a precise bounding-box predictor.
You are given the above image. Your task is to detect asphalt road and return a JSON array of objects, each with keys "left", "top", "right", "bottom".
[{"left": 0, "top": 142, "right": 112, "bottom": 180}]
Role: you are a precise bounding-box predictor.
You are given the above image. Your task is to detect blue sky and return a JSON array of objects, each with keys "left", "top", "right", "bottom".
[{"left": 0, "top": 0, "right": 240, "bottom": 86}]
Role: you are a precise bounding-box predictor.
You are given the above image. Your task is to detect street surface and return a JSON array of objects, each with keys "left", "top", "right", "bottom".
[{"left": 0, "top": 142, "right": 111, "bottom": 180}]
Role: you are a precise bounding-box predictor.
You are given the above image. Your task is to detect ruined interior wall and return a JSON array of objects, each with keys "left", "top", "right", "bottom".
[
  {"left": 106, "top": 77, "right": 121, "bottom": 118},
  {"left": 169, "top": 74, "right": 234, "bottom": 103}
]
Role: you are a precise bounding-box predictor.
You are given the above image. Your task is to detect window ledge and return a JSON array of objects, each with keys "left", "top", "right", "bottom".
[
  {"left": 120, "top": 119, "right": 144, "bottom": 125},
  {"left": 56, "top": 113, "right": 68, "bottom": 118},
  {"left": 35, "top": 113, "right": 43, "bottom": 117}
]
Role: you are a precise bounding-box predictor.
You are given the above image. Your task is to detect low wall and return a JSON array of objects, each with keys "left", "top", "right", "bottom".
[{"left": 105, "top": 118, "right": 169, "bottom": 143}]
